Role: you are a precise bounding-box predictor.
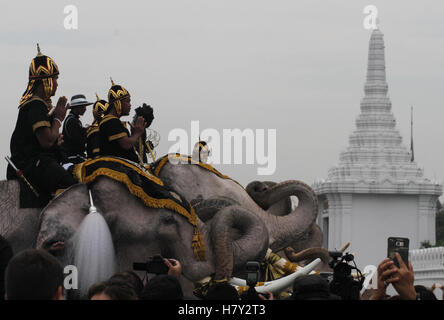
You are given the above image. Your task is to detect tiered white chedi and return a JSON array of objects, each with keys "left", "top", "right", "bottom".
[{"left": 313, "top": 28, "right": 442, "bottom": 269}]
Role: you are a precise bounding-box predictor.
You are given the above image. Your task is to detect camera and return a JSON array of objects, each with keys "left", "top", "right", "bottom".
[
  {"left": 246, "top": 261, "right": 260, "bottom": 287},
  {"left": 242, "top": 261, "right": 270, "bottom": 300},
  {"left": 133, "top": 254, "right": 170, "bottom": 274},
  {"left": 328, "top": 251, "right": 364, "bottom": 300}
]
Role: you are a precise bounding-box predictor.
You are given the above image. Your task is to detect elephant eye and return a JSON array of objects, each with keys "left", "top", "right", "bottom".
[{"left": 161, "top": 214, "right": 176, "bottom": 225}]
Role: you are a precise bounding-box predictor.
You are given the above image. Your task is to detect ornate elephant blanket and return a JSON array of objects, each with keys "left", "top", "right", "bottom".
[
  {"left": 151, "top": 153, "right": 243, "bottom": 187},
  {"left": 73, "top": 156, "right": 206, "bottom": 260}
]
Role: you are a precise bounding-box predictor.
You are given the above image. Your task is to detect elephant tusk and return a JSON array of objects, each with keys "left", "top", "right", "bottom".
[
  {"left": 229, "top": 277, "right": 248, "bottom": 286},
  {"left": 229, "top": 258, "right": 321, "bottom": 294},
  {"left": 339, "top": 242, "right": 350, "bottom": 253}
]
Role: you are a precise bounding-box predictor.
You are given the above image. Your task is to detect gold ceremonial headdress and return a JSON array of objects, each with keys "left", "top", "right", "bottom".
[
  {"left": 193, "top": 138, "right": 210, "bottom": 154},
  {"left": 93, "top": 93, "right": 110, "bottom": 123},
  {"left": 192, "top": 138, "right": 211, "bottom": 163},
  {"left": 19, "top": 44, "right": 59, "bottom": 107},
  {"left": 108, "top": 77, "right": 130, "bottom": 118}
]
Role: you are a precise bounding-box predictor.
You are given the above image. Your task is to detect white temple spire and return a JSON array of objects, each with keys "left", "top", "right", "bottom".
[{"left": 314, "top": 28, "right": 441, "bottom": 195}]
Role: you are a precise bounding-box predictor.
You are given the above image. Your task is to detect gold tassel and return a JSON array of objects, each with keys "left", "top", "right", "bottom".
[{"left": 192, "top": 227, "right": 206, "bottom": 261}]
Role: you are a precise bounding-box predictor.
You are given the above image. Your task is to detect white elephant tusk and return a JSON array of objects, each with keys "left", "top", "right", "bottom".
[
  {"left": 229, "top": 277, "right": 247, "bottom": 286},
  {"left": 339, "top": 242, "right": 350, "bottom": 253},
  {"left": 229, "top": 258, "right": 321, "bottom": 294}
]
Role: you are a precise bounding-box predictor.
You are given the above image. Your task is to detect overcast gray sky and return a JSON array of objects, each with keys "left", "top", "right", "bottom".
[{"left": 1, "top": 0, "right": 444, "bottom": 190}]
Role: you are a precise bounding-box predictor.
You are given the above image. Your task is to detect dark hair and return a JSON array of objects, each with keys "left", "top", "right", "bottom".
[
  {"left": 5, "top": 249, "right": 63, "bottom": 300},
  {"left": 291, "top": 274, "right": 341, "bottom": 300},
  {"left": 109, "top": 271, "right": 144, "bottom": 298},
  {"left": 204, "top": 283, "right": 240, "bottom": 300},
  {"left": 141, "top": 275, "right": 183, "bottom": 300},
  {"left": 132, "top": 103, "right": 154, "bottom": 128},
  {"left": 87, "top": 279, "right": 138, "bottom": 300},
  {"left": 414, "top": 285, "right": 438, "bottom": 300},
  {"left": 240, "top": 287, "right": 262, "bottom": 301}
]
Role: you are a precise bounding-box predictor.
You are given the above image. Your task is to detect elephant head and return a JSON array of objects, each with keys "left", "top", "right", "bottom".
[
  {"left": 156, "top": 160, "right": 319, "bottom": 253},
  {"left": 36, "top": 183, "right": 90, "bottom": 265},
  {"left": 246, "top": 180, "right": 292, "bottom": 216}
]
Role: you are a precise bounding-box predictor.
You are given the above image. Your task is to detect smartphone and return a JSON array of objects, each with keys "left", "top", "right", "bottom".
[
  {"left": 387, "top": 237, "right": 409, "bottom": 268},
  {"left": 246, "top": 261, "right": 260, "bottom": 287}
]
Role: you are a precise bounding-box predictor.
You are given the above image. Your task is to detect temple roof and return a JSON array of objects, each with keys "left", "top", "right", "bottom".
[{"left": 314, "top": 29, "right": 442, "bottom": 195}]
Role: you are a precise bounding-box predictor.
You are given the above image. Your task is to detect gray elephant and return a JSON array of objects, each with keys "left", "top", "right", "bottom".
[
  {"left": 36, "top": 177, "right": 269, "bottom": 296},
  {"left": 0, "top": 180, "right": 41, "bottom": 254},
  {"left": 246, "top": 180, "right": 328, "bottom": 265},
  {"left": 153, "top": 155, "right": 319, "bottom": 254}
]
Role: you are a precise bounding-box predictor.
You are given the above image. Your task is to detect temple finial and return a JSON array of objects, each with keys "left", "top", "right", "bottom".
[
  {"left": 36, "top": 43, "right": 43, "bottom": 57},
  {"left": 366, "top": 27, "right": 386, "bottom": 85},
  {"left": 110, "top": 77, "right": 115, "bottom": 86}
]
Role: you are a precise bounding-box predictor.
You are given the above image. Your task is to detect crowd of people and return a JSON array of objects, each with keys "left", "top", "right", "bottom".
[{"left": 1, "top": 234, "right": 443, "bottom": 300}]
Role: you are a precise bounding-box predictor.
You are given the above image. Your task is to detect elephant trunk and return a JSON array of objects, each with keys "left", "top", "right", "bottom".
[
  {"left": 209, "top": 205, "right": 269, "bottom": 280},
  {"left": 284, "top": 247, "right": 331, "bottom": 266},
  {"left": 255, "top": 180, "right": 319, "bottom": 252},
  {"left": 246, "top": 181, "right": 292, "bottom": 216}
]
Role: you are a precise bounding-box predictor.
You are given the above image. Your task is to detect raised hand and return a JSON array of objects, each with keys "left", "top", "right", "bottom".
[
  {"left": 57, "top": 134, "right": 64, "bottom": 146},
  {"left": 258, "top": 291, "right": 274, "bottom": 300},
  {"left": 369, "top": 258, "right": 397, "bottom": 300},
  {"left": 391, "top": 253, "right": 416, "bottom": 300},
  {"left": 165, "top": 258, "right": 182, "bottom": 278},
  {"left": 134, "top": 116, "right": 146, "bottom": 136},
  {"left": 54, "top": 96, "right": 69, "bottom": 121}
]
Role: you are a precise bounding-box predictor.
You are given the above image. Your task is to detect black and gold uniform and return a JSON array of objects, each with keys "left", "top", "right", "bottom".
[
  {"left": 98, "top": 79, "right": 139, "bottom": 162},
  {"left": 86, "top": 94, "right": 109, "bottom": 159},
  {"left": 61, "top": 111, "right": 87, "bottom": 163},
  {"left": 98, "top": 114, "right": 138, "bottom": 162},
  {"left": 7, "top": 45, "right": 75, "bottom": 203},
  {"left": 86, "top": 124, "right": 100, "bottom": 159}
]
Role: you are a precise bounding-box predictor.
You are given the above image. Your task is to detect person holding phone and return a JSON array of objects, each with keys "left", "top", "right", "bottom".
[{"left": 370, "top": 253, "right": 417, "bottom": 300}]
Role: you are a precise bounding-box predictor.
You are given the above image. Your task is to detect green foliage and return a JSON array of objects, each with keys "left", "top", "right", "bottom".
[
  {"left": 437, "top": 209, "right": 444, "bottom": 244},
  {"left": 420, "top": 209, "right": 444, "bottom": 248},
  {"left": 420, "top": 240, "right": 432, "bottom": 249}
]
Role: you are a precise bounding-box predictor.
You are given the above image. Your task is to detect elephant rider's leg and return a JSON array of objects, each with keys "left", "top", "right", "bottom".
[{"left": 26, "top": 155, "right": 76, "bottom": 197}]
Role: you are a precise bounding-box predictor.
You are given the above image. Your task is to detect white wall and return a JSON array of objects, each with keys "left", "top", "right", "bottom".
[{"left": 350, "top": 194, "right": 419, "bottom": 268}]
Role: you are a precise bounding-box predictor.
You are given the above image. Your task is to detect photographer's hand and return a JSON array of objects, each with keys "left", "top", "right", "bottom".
[
  {"left": 369, "top": 258, "right": 397, "bottom": 300},
  {"left": 391, "top": 253, "right": 416, "bottom": 300},
  {"left": 165, "top": 258, "right": 182, "bottom": 278},
  {"left": 258, "top": 291, "right": 274, "bottom": 300}
]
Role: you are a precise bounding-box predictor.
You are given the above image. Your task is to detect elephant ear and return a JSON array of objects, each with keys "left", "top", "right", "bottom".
[
  {"left": 192, "top": 196, "right": 239, "bottom": 222},
  {"left": 36, "top": 183, "right": 90, "bottom": 261}
]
